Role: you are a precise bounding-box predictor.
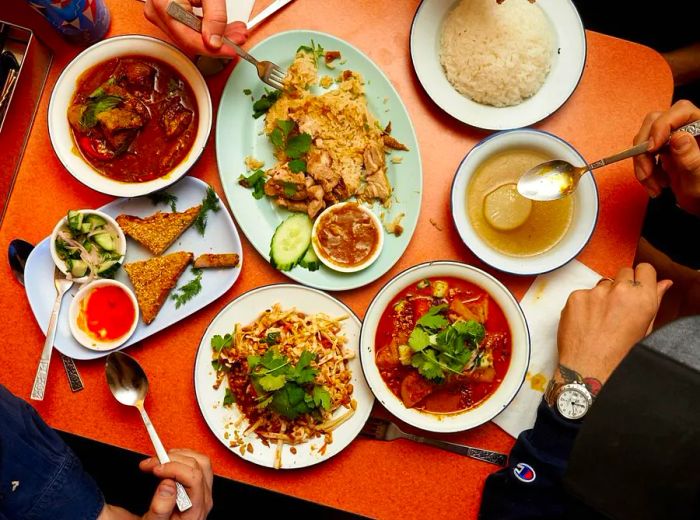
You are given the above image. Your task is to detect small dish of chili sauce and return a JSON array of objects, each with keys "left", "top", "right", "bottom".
[{"left": 311, "top": 202, "right": 384, "bottom": 273}]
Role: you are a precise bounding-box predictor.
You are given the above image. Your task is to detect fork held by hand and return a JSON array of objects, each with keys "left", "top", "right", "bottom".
[
  {"left": 166, "top": 2, "right": 286, "bottom": 91},
  {"left": 361, "top": 417, "right": 509, "bottom": 466}
]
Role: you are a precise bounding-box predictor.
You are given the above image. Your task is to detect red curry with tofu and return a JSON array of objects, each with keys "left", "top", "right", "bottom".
[
  {"left": 374, "top": 277, "right": 512, "bottom": 413},
  {"left": 67, "top": 56, "right": 198, "bottom": 183}
]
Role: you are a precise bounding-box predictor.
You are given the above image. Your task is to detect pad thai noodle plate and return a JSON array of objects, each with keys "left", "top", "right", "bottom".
[{"left": 193, "top": 284, "right": 373, "bottom": 469}]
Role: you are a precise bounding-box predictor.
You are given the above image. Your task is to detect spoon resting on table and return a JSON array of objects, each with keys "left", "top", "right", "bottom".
[
  {"left": 517, "top": 119, "right": 700, "bottom": 201},
  {"left": 105, "top": 351, "right": 192, "bottom": 512}
]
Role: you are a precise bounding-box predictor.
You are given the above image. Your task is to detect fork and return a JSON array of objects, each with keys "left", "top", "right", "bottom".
[
  {"left": 31, "top": 268, "right": 74, "bottom": 400},
  {"left": 360, "top": 416, "right": 509, "bottom": 466},
  {"left": 167, "top": 2, "right": 286, "bottom": 91}
]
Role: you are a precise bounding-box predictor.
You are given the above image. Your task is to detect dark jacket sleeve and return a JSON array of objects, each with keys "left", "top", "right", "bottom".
[{"left": 478, "top": 399, "right": 581, "bottom": 520}]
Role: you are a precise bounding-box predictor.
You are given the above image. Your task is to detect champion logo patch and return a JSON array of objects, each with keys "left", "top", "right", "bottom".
[{"left": 513, "top": 462, "right": 536, "bottom": 483}]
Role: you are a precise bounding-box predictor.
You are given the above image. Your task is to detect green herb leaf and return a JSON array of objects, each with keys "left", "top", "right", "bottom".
[
  {"left": 238, "top": 169, "right": 266, "bottom": 200},
  {"left": 410, "top": 351, "right": 444, "bottom": 382},
  {"left": 288, "top": 159, "right": 306, "bottom": 173},
  {"left": 243, "top": 88, "right": 252, "bottom": 95},
  {"left": 270, "top": 127, "right": 284, "bottom": 149},
  {"left": 211, "top": 359, "right": 222, "bottom": 371},
  {"left": 287, "top": 350, "right": 317, "bottom": 384},
  {"left": 408, "top": 327, "right": 431, "bottom": 352},
  {"left": 453, "top": 320, "right": 486, "bottom": 345},
  {"left": 252, "top": 89, "right": 281, "bottom": 119},
  {"left": 264, "top": 331, "right": 281, "bottom": 346},
  {"left": 312, "top": 385, "right": 331, "bottom": 410},
  {"left": 147, "top": 190, "right": 178, "bottom": 212},
  {"left": 270, "top": 382, "right": 310, "bottom": 420},
  {"left": 194, "top": 186, "right": 221, "bottom": 235},
  {"left": 259, "top": 373, "right": 287, "bottom": 392},
  {"left": 416, "top": 304, "right": 449, "bottom": 330},
  {"left": 223, "top": 388, "right": 235, "bottom": 407},
  {"left": 283, "top": 182, "right": 298, "bottom": 198},
  {"left": 80, "top": 95, "right": 123, "bottom": 129},
  {"left": 211, "top": 333, "right": 233, "bottom": 353},
  {"left": 285, "top": 133, "right": 312, "bottom": 159},
  {"left": 171, "top": 267, "right": 203, "bottom": 308}
]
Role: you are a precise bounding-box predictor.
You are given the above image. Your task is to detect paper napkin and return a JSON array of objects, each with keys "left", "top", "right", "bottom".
[{"left": 492, "top": 260, "right": 602, "bottom": 438}]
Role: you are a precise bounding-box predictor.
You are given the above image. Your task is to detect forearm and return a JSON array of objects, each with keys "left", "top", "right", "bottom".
[
  {"left": 97, "top": 504, "right": 141, "bottom": 520},
  {"left": 662, "top": 43, "right": 700, "bottom": 86}
]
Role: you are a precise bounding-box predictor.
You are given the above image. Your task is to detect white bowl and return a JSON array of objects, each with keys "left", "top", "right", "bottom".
[
  {"left": 68, "top": 279, "right": 139, "bottom": 351},
  {"left": 410, "top": 0, "right": 586, "bottom": 130},
  {"left": 48, "top": 34, "right": 212, "bottom": 197},
  {"left": 50, "top": 209, "right": 127, "bottom": 283},
  {"left": 450, "top": 129, "right": 598, "bottom": 275},
  {"left": 359, "top": 261, "right": 530, "bottom": 433},
  {"left": 311, "top": 202, "right": 384, "bottom": 273}
]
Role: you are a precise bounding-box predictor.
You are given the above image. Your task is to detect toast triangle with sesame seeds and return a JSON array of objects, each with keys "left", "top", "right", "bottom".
[
  {"left": 123, "top": 251, "right": 193, "bottom": 324},
  {"left": 116, "top": 205, "right": 201, "bottom": 256}
]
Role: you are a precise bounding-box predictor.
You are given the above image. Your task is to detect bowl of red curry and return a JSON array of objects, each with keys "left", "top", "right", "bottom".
[
  {"left": 48, "top": 35, "right": 212, "bottom": 197},
  {"left": 359, "top": 260, "right": 530, "bottom": 432}
]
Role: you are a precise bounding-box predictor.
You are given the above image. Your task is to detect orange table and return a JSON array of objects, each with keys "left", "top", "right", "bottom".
[{"left": 0, "top": 1, "right": 673, "bottom": 518}]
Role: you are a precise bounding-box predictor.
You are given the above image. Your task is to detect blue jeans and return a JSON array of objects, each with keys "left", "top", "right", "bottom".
[{"left": 0, "top": 385, "right": 104, "bottom": 520}]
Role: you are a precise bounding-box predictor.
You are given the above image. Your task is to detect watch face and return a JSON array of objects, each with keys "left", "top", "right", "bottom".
[{"left": 557, "top": 387, "right": 589, "bottom": 420}]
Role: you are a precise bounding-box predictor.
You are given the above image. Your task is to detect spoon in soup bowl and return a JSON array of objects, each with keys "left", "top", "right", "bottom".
[{"left": 517, "top": 119, "right": 700, "bottom": 201}]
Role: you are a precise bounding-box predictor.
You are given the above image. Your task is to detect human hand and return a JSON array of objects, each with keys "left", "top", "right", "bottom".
[
  {"left": 633, "top": 100, "right": 700, "bottom": 215},
  {"left": 144, "top": 0, "right": 247, "bottom": 58},
  {"left": 555, "top": 264, "right": 672, "bottom": 394},
  {"left": 140, "top": 449, "right": 214, "bottom": 520}
]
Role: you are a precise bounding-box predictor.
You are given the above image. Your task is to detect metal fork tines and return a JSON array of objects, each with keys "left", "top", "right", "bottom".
[
  {"left": 166, "top": 2, "right": 286, "bottom": 90},
  {"left": 360, "top": 416, "right": 509, "bottom": 467}
]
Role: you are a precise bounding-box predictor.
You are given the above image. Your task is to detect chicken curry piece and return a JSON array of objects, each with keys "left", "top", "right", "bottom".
[{"left": 67, "top": 56, "right": 198, "bottom": 183}]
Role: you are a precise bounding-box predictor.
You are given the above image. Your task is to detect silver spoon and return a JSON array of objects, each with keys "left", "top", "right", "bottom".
[
  {"left": 517, "top": 119, "right": 700, "bottom": 201},
  {"left": 8, "top": 239, "right": 84, "bottom": 393},
  {"left": 105, "top": 351, "right": 193, "bottom": 512}
]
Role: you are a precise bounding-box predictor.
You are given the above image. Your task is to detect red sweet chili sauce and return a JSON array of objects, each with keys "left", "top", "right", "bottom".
[{"left": 78, "top": 285, "right": 136, "bottom": 341}]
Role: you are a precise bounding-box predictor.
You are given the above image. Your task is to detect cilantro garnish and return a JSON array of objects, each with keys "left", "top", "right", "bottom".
[
  {"left": 263, "top": 331, "right": 281, "bottom": 345},
  {"left": 194, "top": 186, "right": 221, "bottom": 235},
  {"left": 247, "top": 347, "right": 331, "bottom": 420},
  {"left": 80, "top": 94, "right": 123, "bottom": 129},
  {"left": 212, "top": 333, "right": 233, "bottom": 352},
  {"left": 288, "top": 159, "right": 306, "bottom": 173},
  {"left": 282, "top": 182, "right": 298, "bottom": 198},
  {"left": 297, "top": 39, "right": 325, "bottom": 64},
  {"left": 243, "top": 88, "right": 252, "bottom": 96},
  {"left": 171, "top": 267, "right": 203, "bottom": 309},
  {"left": 238, "top": 169, "right": 266, "bottom": 199},
  {"left": 404, "top": 304, "right": 485, "bottom": 383},
  {"left": 268, "top": 119, "right": 312, "bottom": 162},
  {"left": 223, "top": 388, "right": 236, "bottom": 407},
  {"left": 147, "top": 190, "right": 178, "bottom": 212},
  {"left": 252, "top": 89, "right": 281, "bottom": 119}
]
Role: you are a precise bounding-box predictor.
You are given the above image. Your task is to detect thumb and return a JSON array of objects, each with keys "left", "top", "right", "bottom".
[
  {"left": 143, "top": 480, "right": 177, "bottom": 520},
  {"left": 669, "top": 132, "right": 700, "bottom": 177},
  {"left": 201, "top": 0, "right": 227, "bottom": 50}
]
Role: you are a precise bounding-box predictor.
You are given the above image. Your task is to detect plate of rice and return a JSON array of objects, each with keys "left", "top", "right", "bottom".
[
  {"left": 410, "top": 0, "right": 586, "bottom": 130},
  {"left": 216, "top": 30, "right": 422, "bottom": 291},
  {"left": 193, "top": 283, "right": 374, "bottom": 469}
]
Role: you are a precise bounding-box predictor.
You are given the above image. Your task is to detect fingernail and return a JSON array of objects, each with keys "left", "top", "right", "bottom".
[
  {"left": 159, "top": 484, "right": 176, "bottom": 497},
  {"left": 672, "top": 133, "right": 691, "bottom": 151},
  {"left": 647, "top": 137, "right": 655, "bottom": 151},
  {"left": 210, "top": 34, "right": 222, "bottom": 47}
]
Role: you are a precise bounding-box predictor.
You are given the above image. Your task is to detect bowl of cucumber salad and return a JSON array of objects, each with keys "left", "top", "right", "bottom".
[{"left": 50, "top": 209, "right": 126, "bottom": 283}]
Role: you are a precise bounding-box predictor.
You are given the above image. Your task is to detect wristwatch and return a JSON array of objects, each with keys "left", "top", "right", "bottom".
[{"left": 545, "top": 381, "right": 593, "bottom": 420}]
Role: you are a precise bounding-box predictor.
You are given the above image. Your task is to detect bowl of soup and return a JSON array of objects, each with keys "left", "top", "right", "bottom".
[
  {"left": 450, "top": 129, "right": 598, "bottom": 275},
  {"left": 48, "top": 35, "right": 212, "bottom": 197},
  {"left": 360, "top": 260, "right": 530, "bottom": 432}
]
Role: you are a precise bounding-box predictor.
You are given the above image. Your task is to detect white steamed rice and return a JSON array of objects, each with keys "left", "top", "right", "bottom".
[{"left": 440, "top": 0, "right": 555, "bottom": 107}]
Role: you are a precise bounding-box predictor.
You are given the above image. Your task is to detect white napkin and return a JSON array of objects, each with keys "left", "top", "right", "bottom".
[{"left": 492, "top": 260, "right": 602, "bottom": 438}]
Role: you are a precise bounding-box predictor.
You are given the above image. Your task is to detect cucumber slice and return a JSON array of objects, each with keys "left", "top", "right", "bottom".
[
  {"left": 93, "top": 232, "right": 116, "bottom": 252},
  {"left": 67, "top": 210, "right": 83, "bottom": 233},
  {"left": 299, "top": 246, "right": 321, "bottom": 272},
  {"left": 70, "top": 260, "right": 88, "bottom": 278},
  {"left": 97, "top": 260, "right": 119, "bottom": 274},
  {"left": 85, "top": 214, "right": 107, "bottom": 228},
  {"left": 269, "top": 213, "right": 312, "bottom": 271},
  {"left": 80, "top": 223, "right": 92, "bottom": 233}
]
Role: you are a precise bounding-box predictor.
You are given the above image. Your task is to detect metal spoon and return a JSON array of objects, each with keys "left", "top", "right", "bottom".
[
  {"left": 517, "top": 119, "right": 700, "bottom": 201},
  {"left": 9, "top": 239, "right": 84, "bottom": 393},
  {"left": 105, "top": 351, "right": 193, "bottom": 512}
]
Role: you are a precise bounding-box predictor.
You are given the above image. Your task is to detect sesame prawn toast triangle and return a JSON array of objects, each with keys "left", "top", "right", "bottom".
[
  {"left": 124, "top": 252, "right": 193, "bottom": 324},
  {"left": 116, "top": 205, "right": 201, "bottom": 256}
]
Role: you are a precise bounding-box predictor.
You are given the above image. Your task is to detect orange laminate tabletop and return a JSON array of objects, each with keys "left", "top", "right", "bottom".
[{"left": 0, "top": 1, "right": 673, "bottom": 518}]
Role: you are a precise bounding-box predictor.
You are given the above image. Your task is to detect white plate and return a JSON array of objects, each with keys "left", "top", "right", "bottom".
[
  {"left": 410, "top": 0, "right": 586, "bottom": 130},
  {"left": 360, "top": 261, "right": 530, "bottom": 433},
  {"left": 24, "top": 177, "right": 243, "bottom": 360},
  {"left": 216, "top": 30, "right": 422, "bottom": 291},
  {"left": 48, "top": 35, "right": 212, "bottom": 197},
  {"left": 193, "top": 284, "right": 374, "bottom": 469},
  {"left": 450, "top": 129, "right": 598, "bottom": 275}
]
